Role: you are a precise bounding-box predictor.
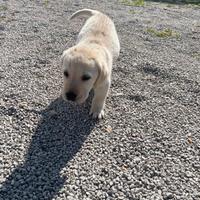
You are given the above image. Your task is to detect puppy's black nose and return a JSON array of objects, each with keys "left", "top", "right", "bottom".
[{"left": 66, "top": 91, "right": 77, "bottom": 101}]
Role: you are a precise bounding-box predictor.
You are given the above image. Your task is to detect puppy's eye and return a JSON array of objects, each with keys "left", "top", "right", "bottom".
[
  {"left": 64, "top": 71, "right": 69, "bottom": 77},
  {"left": 82, "top": 74, "right": 91, "bottom": 81}
]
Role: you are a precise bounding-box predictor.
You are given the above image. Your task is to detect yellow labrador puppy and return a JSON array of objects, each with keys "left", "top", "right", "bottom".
[{"left": 61, "top": 9, "right": 120, "bottom": 119}]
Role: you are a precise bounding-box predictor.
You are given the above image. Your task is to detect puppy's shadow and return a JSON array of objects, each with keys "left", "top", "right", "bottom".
[{"left": 0, "top": 97, "right": 96, "bottom": 200}]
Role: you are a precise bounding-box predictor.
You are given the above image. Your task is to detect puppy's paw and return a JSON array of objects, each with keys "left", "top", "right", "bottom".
[{"left": 89, "top": 108, "right": 105, "bottom": 119}]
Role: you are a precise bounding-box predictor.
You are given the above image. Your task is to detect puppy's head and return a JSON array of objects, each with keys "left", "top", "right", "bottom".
[{"left": 61, "top": 46, "right": 105, "bottom": 104}]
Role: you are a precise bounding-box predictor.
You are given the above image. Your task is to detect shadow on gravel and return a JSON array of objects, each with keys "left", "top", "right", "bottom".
[
  {"left": 145, "top": 0, "right": 200, "bottom": 5},
  {"left": 0, "top": 97, "right": 96, "bottom": 199},
  {"left": 139, "top": 63, "right": 171, "bottom": 79}
]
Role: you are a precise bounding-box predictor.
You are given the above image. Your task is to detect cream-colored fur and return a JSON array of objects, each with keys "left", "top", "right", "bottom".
[{"left": 61, "top": 9, "right": 120, "bottom": 119}]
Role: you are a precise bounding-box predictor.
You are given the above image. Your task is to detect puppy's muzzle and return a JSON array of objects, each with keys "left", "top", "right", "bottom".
[{"left": 66, "top": 91, "right": 77, "bottom": 101}]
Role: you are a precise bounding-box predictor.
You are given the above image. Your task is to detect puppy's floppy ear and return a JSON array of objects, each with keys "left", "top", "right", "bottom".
[
  {"left": 60, "top": 50, "right": 67, "bottom": 67},
  {"left": 60, "top": 49, "right": 71, "bottom": 67},
  {"left": 94, "top": 58, "right": 109, "bottom": 88}
]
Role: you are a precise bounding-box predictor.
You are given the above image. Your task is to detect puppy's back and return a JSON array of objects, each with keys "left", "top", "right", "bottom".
[{"left": 70, "top": 9, "right": 120, "bottom": 60}]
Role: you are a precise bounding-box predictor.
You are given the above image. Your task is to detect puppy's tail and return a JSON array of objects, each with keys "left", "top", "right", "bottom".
[{"left": 69, "top": 9, "right": 100, "bottom": 20}]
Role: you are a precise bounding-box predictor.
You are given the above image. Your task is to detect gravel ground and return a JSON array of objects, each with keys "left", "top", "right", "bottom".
[{"left": 0, "top": 0, "right": 200, "bottom": 200}]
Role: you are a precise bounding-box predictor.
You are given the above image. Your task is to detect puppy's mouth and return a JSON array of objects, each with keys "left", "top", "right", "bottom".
[
  {"left": 75, "top": 95, "right": 88, "bottom": 104},
  {"left": 62, "top": 93, "right": 88, "bottom": 105}
]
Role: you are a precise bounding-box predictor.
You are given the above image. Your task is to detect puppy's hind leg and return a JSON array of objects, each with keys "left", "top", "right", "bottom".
[{"left": 90, "top": 81, "right": 110, "bottom": 119}]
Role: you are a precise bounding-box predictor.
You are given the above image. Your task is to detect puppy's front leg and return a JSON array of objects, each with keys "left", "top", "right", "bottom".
[{"left": 90, "top": 81, "right": 110, "bottom": 119}]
